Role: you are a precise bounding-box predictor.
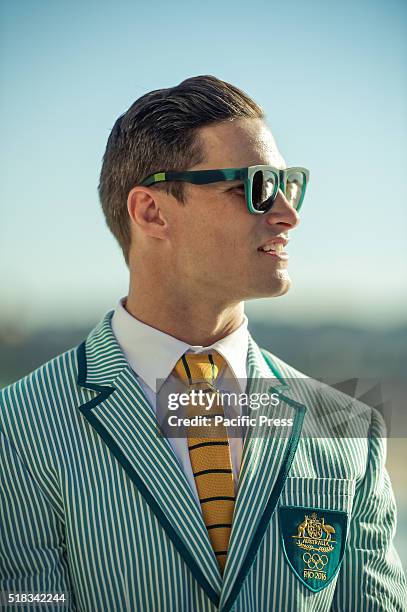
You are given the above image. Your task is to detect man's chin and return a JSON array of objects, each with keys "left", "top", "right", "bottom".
[{"left": 261, "top": 271, "right": 292, "bottom": 298}]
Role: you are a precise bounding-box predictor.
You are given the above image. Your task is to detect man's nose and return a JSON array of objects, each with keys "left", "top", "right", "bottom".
[{"left": 265, "top": 189, "right": 300, "bottom": 229}]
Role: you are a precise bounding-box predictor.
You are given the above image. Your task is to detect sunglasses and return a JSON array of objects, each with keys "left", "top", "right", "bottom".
[{"left": 140, "top": 165, "right": 310, "bottom": 214}]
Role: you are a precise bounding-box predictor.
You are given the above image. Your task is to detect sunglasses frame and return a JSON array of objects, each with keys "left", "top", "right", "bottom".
[{"left": 140, "top": 165, "right": 309, "bottom": 214}]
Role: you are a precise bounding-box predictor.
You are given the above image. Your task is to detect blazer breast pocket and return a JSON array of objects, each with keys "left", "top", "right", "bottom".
[{"left": 278, "top": 477, "right": 355, "bottom": 593}]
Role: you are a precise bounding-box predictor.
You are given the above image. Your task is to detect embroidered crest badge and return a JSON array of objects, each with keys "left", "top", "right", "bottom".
[{"left": 279, "top": 506, "right": 348, "bottom": 592}]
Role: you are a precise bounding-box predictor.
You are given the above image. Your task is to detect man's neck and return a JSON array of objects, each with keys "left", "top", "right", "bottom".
[{"left": 125, "top": 291, "right": 245, "bottom": 347}]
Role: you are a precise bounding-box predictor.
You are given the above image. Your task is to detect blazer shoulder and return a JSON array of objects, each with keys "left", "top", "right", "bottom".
[
  {"left": 259, "top": 345, "right": 377, "bottom": 435},
  {"left": 0, "top": 344, "right": 81, "bottom": 432}
]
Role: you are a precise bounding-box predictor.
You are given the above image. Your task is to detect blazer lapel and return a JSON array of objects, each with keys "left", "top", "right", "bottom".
[
  {"left": 76, "top": 312, "right": 223, "bottom": 607},
  {"left": 219, "top": 334, "right": 307, "bottom": 612}
]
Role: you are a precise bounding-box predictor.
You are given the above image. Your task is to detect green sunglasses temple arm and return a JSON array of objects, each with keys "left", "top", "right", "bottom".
[{"left": 140, "top": 168, "right": 246, "bottom": 187}]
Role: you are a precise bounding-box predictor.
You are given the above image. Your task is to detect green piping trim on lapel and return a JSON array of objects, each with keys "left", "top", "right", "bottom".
[
  {"left": 75, "top": 341, "right": 220, "bottom": 608},
  {"left": 260, "top": 349, "right": 290, "bottom": 390},
  {"left": 221, "top": 397, "right": 306, "bottom": 612},
  {"left": 77, "top": 341, "right": 115, "bottom": 404}
]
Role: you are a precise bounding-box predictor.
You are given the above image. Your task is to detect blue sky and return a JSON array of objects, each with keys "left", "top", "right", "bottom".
[{"left": 1, "top": 0, "right": 406, "bottom": 329}]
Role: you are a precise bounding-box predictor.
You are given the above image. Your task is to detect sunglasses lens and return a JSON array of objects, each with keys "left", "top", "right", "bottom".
[
  {"left": 286, "top": 171, "right": 306, "bottom": 210},
  {"left": 251, "top": 170, "right": 277, "bottom": 212}
]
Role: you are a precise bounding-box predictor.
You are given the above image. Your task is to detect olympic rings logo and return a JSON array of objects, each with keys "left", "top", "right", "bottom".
[{"left": 302, "top": 552, "right": 328, "bottom": 570}]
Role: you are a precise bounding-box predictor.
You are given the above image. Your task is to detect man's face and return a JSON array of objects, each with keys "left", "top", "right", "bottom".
[{"left": 161, "top": 118, "right": 300, "bottom": 303}]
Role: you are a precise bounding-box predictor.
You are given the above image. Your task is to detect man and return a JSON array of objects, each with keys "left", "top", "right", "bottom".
[{"left": 0, "top": 76, "right": 405, "bottom": 611}]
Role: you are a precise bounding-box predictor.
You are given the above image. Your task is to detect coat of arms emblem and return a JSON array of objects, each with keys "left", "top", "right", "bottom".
[{"left": 293, "top": 512, "right": 336, "bottom": 551}]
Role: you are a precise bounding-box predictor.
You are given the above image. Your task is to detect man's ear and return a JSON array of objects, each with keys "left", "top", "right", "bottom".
[{"left": 127, "top": 186, "right": 168, "bottom": 239}]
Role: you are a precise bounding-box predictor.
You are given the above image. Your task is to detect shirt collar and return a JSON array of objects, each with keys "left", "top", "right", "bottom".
[{"left": 111, "top": 297, "right": 249, "bottom": 393}]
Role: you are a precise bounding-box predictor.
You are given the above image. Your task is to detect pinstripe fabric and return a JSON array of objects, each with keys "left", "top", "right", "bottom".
[{"left": 0, "top": 310, "right": 406, "bottom": 611}]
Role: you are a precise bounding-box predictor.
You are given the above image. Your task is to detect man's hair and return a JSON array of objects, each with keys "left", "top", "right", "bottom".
[{"left": 98, "top": 75, "right": 264, "bottom": 264}]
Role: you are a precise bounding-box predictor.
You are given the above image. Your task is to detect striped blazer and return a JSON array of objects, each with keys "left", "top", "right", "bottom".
[{"left": 0, "top": 311, "right": 405, "bottom": 611}]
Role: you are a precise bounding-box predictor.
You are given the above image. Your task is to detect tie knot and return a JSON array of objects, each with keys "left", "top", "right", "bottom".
[{"left": 173, "top": 351, "right": 226, "bottom": 388}]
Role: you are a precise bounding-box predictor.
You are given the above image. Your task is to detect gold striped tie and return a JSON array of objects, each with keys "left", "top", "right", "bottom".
[{"left": 173, "top": 352, "right": 235, "bottom": 575}]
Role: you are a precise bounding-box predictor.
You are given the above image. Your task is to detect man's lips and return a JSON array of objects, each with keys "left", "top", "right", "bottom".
[
  {"left": 257, "top": 236, "right": 289, "bottom": 259},
  {"left": 257, "top": 236, "right": 289, "bottom": 251},
  {"left": 258, "top": 249, "right": 289, "bottom": 260}
]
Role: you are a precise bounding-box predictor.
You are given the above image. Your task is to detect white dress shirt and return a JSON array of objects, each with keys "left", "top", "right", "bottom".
[{"left": 111, "top": 297, "right": 249, "bottom": 507}]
